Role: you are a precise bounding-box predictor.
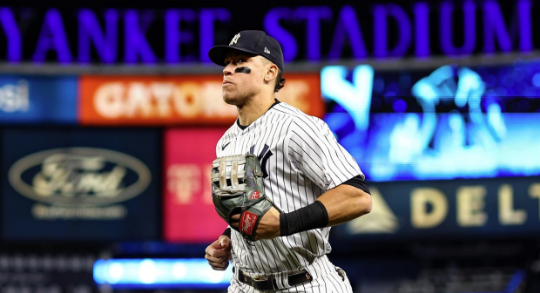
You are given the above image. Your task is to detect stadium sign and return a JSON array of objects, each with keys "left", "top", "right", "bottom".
[{"left": 0, "top": 0, "right": 533, "bottom": 64}]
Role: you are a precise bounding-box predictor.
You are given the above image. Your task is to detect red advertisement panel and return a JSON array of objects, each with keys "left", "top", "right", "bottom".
[
  {"left": 164, "top": 128, "right": 228, "bottom": 243},
  {"left": 79, "top": 74, "right": 323, "bottom": 125}
]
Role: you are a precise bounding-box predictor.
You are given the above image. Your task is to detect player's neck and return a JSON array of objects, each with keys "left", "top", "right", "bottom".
[{"left": 237, "top": 94, "right": 276, "bottom": 127}]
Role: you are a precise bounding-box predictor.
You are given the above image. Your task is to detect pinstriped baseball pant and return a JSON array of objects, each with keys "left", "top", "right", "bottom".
[{"left": 227, "top": 255, "right": 354, "bottom": 293}]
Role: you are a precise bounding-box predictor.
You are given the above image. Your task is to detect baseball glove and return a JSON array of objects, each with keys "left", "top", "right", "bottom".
[{"left": 211, "top": 154, "right": 281, "bottom": 241}]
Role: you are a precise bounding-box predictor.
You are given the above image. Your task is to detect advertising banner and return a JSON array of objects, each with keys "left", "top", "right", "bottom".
[
  {"left": 332, "top": 176, "right": 540, "bottom": 242},
  {"left": 164, "top": 128, "right": 228, "bottom": 243},
  {"left": 79, "top": 74, "right": 323, "bottom": 125},
  {"left": 0, "top": 75, "right": 77, "bottom": 124},
  {"left": 1, "top": 128, "right": 160, "bottom": 242}
]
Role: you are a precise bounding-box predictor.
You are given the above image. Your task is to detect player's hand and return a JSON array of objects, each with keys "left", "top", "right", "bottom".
[
  {"left": 205, "top": 235, "right": 232, "bottom": 270},
  {"left": 230, "top": 207, "right": 281, "bottom": 240}
]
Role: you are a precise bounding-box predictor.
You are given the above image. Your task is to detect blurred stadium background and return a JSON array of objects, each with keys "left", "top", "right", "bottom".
[{"left": 0, "top": 0, "right": 539, "bottom": 292}]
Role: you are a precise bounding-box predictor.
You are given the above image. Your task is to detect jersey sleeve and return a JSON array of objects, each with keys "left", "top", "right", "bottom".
[
  {"left": 215, "top": 138, "right": 221, "bottom": 157},
  {"left": 285, "top": 117, "right": 364, "bottom": 191}
]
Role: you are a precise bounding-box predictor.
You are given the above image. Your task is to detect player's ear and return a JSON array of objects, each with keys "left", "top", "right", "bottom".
[{"left": 265, "top": 64, "right": 278, "bottom": 82}]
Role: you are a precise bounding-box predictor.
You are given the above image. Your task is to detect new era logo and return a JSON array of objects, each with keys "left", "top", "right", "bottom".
[{"left": 264, "top": 47, "right": 270, "bottom": 54}]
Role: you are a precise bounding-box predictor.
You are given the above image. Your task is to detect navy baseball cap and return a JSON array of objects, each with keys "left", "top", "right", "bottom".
[{"left": 208, "top": 30, "right": 285, "bottom": 72}]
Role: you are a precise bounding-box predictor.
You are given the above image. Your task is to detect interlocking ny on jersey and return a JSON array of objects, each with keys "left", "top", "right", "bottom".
[{"left": 215, "top": 100, "right": 364, "bottom": 275}]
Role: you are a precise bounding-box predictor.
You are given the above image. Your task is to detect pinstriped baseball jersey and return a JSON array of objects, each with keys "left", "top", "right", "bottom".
[{"left": 216, "top": 101, "right": 364, "bottom": 275}]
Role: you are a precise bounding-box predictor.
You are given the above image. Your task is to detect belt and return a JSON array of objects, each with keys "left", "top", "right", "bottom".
[{"left": 238, "top": 269, "right": 312, "bottom": 290}]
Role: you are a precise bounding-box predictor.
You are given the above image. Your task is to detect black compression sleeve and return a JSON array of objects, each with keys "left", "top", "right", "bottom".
[
  {"left": 280, "top": 201, "right": 329, "bottom": 236},
  {"left": 222, "top": 227, "right": 231, "bottom": 238},
  {"left": 342, "top": 175, "right": 371, "bottom": 195}
]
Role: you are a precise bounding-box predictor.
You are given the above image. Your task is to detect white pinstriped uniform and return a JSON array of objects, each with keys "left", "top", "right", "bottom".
[{"left": 216, "top": 102, "right": 362, "bottom": 292}]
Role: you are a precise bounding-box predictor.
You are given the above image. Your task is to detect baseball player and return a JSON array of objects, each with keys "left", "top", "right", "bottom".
[{"left": 204, "top": 30, "right": 372, "bottom": 292}]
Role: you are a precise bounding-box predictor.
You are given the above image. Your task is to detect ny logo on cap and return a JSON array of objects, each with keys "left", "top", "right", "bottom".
[{"left": 229, "top": 33, "right": 241, "bottom": 46}]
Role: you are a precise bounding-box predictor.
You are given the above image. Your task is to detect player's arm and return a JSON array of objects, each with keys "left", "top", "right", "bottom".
[
  {"left": 316, "top": 178, "right": 372, "bottom": 226},
  {"left": 287, "top": 117, "right": 373, "bottom": 226},
  {"left": 251, "top": 179, "right": 371, "bottom": 239}
]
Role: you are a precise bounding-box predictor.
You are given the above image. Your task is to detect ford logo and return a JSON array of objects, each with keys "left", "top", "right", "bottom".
[{"left": 8, "top": 148, "right": 151, "bottom": 206}]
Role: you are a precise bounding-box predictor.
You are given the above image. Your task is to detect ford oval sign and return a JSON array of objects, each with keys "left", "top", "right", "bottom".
[{"left": 8, "top": 148, "right": 151, "bottom": 206}]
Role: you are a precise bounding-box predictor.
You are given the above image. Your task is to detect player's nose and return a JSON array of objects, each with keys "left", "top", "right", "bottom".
[{"left": 223, "top": 64, "right": 234, "bottom": 76}]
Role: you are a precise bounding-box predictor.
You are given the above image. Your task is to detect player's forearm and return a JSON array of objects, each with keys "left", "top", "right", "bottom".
[
  {"left": 279, "top": 184, "right": 372, "bottom": 236},
  {"left": 317, "top": 184, "right": 372, "bottom": 226}
]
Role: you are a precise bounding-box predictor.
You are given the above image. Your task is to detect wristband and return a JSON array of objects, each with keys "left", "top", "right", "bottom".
[
  {"left": 222, "top": 227, "right": 231, "bottom": 238},
  {"left": 280, "top": 200, "right": 329, "bottom": 236}
]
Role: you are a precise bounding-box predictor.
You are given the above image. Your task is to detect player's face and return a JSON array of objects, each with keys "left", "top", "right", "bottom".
[{"left": 222, "top": 52, "right": 267, "bottom": 106}]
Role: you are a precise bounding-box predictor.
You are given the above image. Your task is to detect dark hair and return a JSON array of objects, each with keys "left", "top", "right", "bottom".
[{"left": 274, "top": 69, "right": 286, "bottom": 93}]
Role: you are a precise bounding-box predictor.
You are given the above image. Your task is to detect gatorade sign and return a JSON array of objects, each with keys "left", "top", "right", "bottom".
[{"left": 79, "top": 74, "right": 322, "bottom": 125}]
